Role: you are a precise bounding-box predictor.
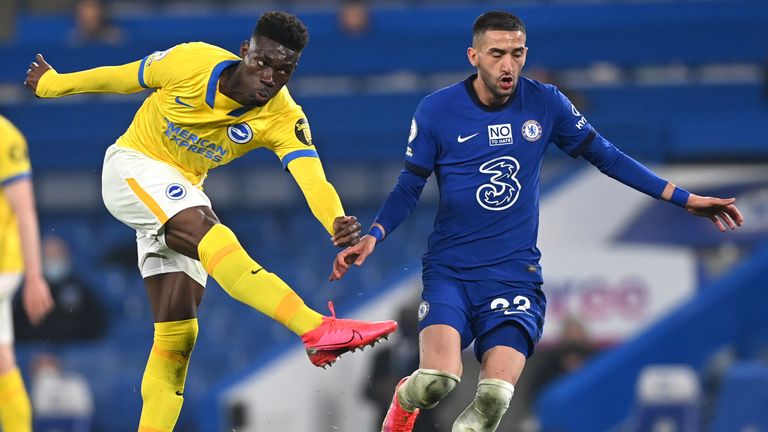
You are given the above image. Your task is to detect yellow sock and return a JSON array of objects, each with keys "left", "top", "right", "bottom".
[
  {"left": 198, "top": 223, "right": 322, "bottom": 336},
  {"left": 139, "top": 319, "right": 198, "bottom": 432},
  {"left": 0, "top": 367, "right": 32, "bottom": 432}
]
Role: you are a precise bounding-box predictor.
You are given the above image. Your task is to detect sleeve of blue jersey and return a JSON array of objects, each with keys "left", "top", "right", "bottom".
[
  {"left": 372, "top": 168, "right": 428, "bottom": 240},
  {"left": 404, "top": 100, "right": 439, "bottom": 176},
  {"left": 581, "top": 132, "right": 668, "bottom": 199},
  {"left": 551, "top": 88, "right": 596, "bottom": 158}
]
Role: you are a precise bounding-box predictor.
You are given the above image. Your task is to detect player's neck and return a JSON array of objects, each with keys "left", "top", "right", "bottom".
[
  {"left": 218, "top": 64, "right": 250, "bottom": 107},
  {"left": 472, "top": 76, "right": 511, "bottom": 107}
]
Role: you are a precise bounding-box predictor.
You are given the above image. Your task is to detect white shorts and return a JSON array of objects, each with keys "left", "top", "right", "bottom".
[
  {"left": 0, "top": 273, "right": 22, "bottom": 344},
  {"left": 102, "top": 144, "right": 209, "bottom": 287}
]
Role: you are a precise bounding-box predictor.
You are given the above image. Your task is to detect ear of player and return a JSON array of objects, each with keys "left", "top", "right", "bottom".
[{"left": 301, "top": 301, "right": 398, "bottom": 368}]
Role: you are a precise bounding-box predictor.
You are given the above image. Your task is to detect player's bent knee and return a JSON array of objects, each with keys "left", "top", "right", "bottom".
[
  {"left": 404, "top": 368, "right": 460, "bottom": 409},
  {"left": 155, "top": 319, "right": 199, "bottom": 354}
]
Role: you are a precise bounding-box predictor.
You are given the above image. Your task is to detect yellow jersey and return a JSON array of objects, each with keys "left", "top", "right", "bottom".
[
  {"left": 35, "top": 42, "right": 344, "bottom": 235},
  {"left": 40, "top": 42, "right": 318, "bottom": 187},
  {"left": 0, "top": 115, "right": 31, "bottom": 273}
]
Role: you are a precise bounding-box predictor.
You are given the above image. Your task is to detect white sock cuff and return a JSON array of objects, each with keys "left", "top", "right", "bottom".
[
  {"left": 415, "top": 368, "right": 461, "bottom": 383},
  {"left": 477, "top": 378, "right": 515, "bottom": 398}
]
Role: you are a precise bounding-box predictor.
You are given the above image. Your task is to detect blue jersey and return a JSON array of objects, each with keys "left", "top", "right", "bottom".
[{"left": 405, "top": 75, "right": 595, "bottom": 282}]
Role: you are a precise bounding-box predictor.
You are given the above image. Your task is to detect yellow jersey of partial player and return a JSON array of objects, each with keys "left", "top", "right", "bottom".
[
  {"left": 116, "top": 42, "right": 317, "bottom": 186},
  {"left": 0, "top": 115, "right": 32, "bottom": 273}
]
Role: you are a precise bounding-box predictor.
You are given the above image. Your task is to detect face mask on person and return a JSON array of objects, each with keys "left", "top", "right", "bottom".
[{"left": 44, "top": 259, "right": 71, "bottom": 283}]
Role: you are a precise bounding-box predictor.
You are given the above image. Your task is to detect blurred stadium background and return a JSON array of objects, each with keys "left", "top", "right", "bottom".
[{"left": 1, "top": 0, "right": 767, "bottom": 431}]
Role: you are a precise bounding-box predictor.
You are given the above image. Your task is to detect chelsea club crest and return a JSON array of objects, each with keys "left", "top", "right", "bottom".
[
  {"left": 418, "top": 301, "right": 430, "bottom": 321},
  {"left": 521, "top": 120, "right": 542, "bottom": 142}
]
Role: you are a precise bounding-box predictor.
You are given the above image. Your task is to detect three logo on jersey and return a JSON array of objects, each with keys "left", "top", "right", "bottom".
[{"left": 477, "top": 156, "right": 522, "bottom": 211}]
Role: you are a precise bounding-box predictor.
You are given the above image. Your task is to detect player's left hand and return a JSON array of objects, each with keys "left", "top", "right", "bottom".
[
  {"left": 22, "top": 274, "right": 54, "bottom": 325},
  {"left": 332, "top": 215, "right": 361, "bottom": 247},
  {"left": 685, "top": 194, "right": 744, "bottom": 232},
  {"left": 329, "top": 235, "right": 377, "bottom": 281}
]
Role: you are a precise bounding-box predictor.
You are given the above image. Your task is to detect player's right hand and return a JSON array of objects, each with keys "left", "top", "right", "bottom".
[
  {"left": 685, "top": 194, "right": 744, "bottom": 232},
  {"left": 24, "top": 53, "right": 53, "bottom": 95},
  {"left": 22, "top": 274, "right": 54, "bottom": 325},
  {"left": 329, "top": 235, "right": 377, "bottom": 281}
]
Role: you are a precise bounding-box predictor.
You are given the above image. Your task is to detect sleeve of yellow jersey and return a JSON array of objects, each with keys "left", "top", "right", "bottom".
[
  {"left": 0, "top": 118, "right": 32, "bottom": 186},
  {"left": 35, "top": 44, "right": 189, "bottom": 98},
  {"left": 266, "top": 114, "right": 344, "bottom": 236}
]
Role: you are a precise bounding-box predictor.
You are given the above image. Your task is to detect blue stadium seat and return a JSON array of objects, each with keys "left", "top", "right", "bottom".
[{"left": 710, "top": 362, "right": 768, "bottom": 432}]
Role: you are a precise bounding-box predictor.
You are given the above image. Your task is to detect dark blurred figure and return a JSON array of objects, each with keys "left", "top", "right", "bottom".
[
  {"left": 365, "top": 302, "right": 440, "bottom": 431},
  {"left": 526, "top": 66, "right": 589, "bottom": 113},
  {"left": 0, "top": 0, "right": 17, "bottom": 41},
  {"left": 528, "top": 316, "right": 597, "bottom": 396},
  {"left": 67, "top": 0, "right": 124, "bottom": 47},
  {"left": 30, "top": 352, "right": 94, "bottom": 432},
  {"left": 338, "top": 0, "right": 370, "bottom": 36},
  {"left": 14, "top": 235, "right": 107, "bottom": 341}
]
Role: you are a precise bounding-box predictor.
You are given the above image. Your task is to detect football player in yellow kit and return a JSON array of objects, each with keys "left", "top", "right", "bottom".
[
  {"left": 25, "top": 11, "right": 396, "bottom": 432},
  {"left": 0, "top": 115, "right": 54, "bottom": 432}
]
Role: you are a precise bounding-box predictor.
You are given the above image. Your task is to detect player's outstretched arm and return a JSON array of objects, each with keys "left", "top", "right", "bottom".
[
  {"left": 329, "top": 232, "right": 379, "bottom": 281},
  {"left": 328, "top": 167, "right": 429, "bottom": 281},
  {"left": 577, "top": 133, "right": 744, "bottom": 232},
  {"left": 287, "top": 157, "right": 361, "bottom": 247},
  {"left": 24, "top": 53, "right": 147, "bottom": 98}
]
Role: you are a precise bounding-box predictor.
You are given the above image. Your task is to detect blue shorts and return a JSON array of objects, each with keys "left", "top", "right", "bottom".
[{"left": 418, "top": 269, "right": 546, "bottom": 361}]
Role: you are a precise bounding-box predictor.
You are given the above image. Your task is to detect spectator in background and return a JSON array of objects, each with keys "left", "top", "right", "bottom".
[
  {"left": 365, "top": 302, "right": 441, "bottom": 431},
  {"left": 30, "top": 353, "right": 93, "bottom": 432},
  {"left": 14, "top": 234, "right": 107, "bottom": 342},
  {"left": 528, "top": 316, "right": 597, "bottom": 396},
  {"left": 67, "top": 0, "right": 124, "bottom": 47},
  {"left": 338, "top": 0, "right": 370, "bottom": 36}
]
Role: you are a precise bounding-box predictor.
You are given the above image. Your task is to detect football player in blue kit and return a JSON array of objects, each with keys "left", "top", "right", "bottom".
[{"left": 330, "top": 10, "right": 744, "bottom": 432}]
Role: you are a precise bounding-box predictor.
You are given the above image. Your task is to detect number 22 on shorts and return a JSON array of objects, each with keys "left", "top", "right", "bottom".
[{"left": 490, "top": 296, "right": 532, "bottom": 316}]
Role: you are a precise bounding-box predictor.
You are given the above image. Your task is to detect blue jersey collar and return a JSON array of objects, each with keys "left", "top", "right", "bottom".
[{"left": 463, "top": 74, "right": 518, "bottom": 112}]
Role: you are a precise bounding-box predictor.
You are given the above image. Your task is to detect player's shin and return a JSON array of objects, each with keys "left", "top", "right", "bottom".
[
  {"left": 139, "top": 319, "right": 197, "bottom": 432},
  {"left": 0, "top": 367, "right": 32, "bottom": 432},
  {"left": 451, "top": 378, "right": 514, "bottom": 432},
  {"left": 197, "top": 223, "right": 322, "bottom": 335}
]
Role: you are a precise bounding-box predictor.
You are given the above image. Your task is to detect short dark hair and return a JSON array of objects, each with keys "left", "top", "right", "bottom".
[
  {"left": 254, "top": 11, "right": 309, "bottom": 52},
  {"left": 472, "top": 11, "right": 525, "bottom": 38}
]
